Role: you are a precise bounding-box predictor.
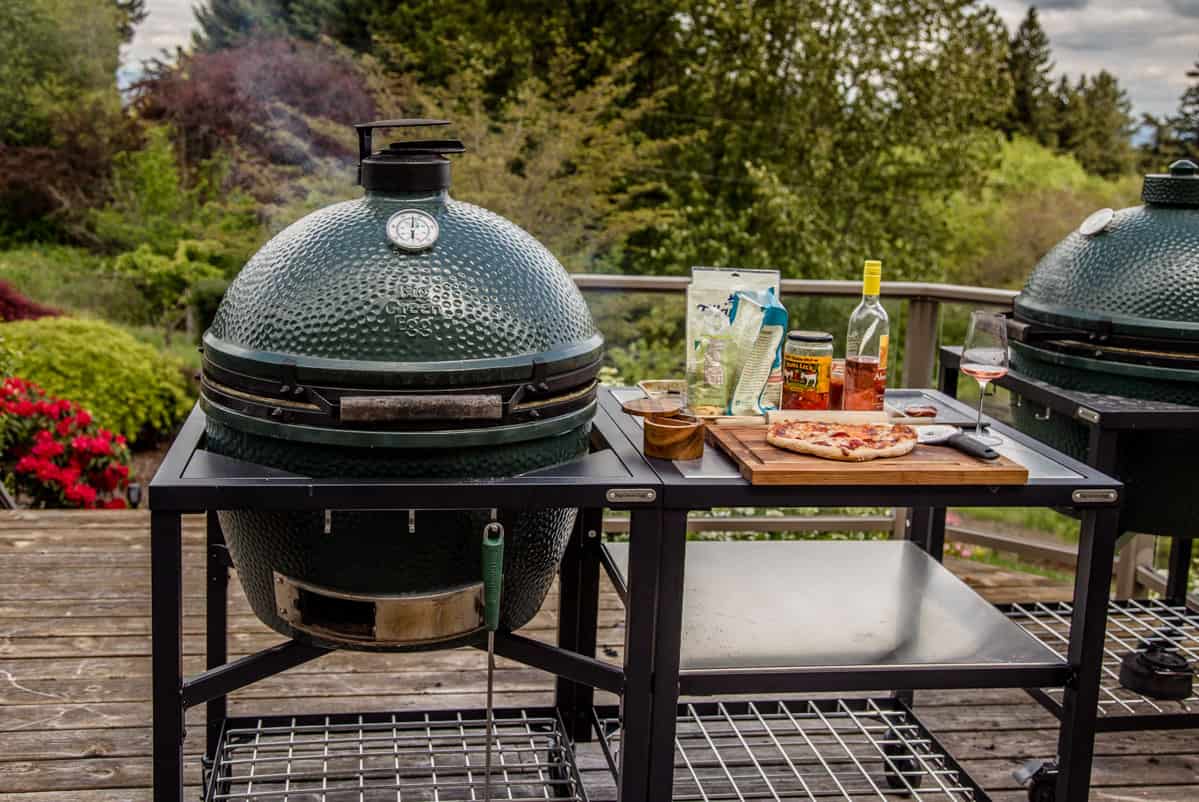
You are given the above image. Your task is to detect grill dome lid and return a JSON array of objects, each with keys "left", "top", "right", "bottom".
[
  {"left": 200, "top": 119, "right": 602, "bottom": 447},
  {"left": 1015, "top": 159, "right": 1199, "bottom": 343}
]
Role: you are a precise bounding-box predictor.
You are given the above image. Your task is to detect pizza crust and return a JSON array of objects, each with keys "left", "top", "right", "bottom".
[{"left": 766, "top": 422, "right": 917, "bottom": 462}]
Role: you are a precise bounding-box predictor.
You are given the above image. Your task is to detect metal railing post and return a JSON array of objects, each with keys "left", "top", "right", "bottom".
[{"left": 902, "top": 298, "right": 940, "bottom": 389}]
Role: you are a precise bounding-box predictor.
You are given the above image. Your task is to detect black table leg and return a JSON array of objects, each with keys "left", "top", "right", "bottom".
[
  {"left": 1166, "top": 536, "right": 1192, "bottom": 605},
  {"left": 618, "top": 507, "right": 662, "bottom": 802},
  {"left": 908, "top": 507, "right": 946, "bottom": 561},
  {"left": 938, "top": 359, "right": 960, "bottom": 398},
  {"left": 1056, "top": 507, "right": 1120, "bottom": 802},
  {"left": 556, "top": 507, "right": 603, "bottom": 742},
  {"left": 152, "top": 510, "right": 185, "bottom": 802},
  {"left": 206, "top": 511, "right": 229, "bottom": 764},
  {"left": 647, "top": 509, "right": 689, "bottom": 801}
]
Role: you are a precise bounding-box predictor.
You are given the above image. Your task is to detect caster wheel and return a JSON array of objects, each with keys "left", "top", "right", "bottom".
[
  {"left": 883, "top": 728, "right": 922, "bottom": 792},
  {"left": 1027, "top": 773, "right": 1055, "bottom": 802},
  {"left": 1014, "top": 759, "right": 1058, "bottom": 802}
]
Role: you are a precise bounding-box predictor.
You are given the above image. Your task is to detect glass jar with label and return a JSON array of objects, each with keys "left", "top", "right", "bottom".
[{"left": 781, "top": 331, "right": 834, "bottom": 410}]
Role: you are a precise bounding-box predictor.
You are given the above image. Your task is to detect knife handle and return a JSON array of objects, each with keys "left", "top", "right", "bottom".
[{"left": 948, "top": 433, "right": 1000, "bottom": 460}]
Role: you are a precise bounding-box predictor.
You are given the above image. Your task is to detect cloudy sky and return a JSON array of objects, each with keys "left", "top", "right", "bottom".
[{"left": 127, "top": 0, "right": 1199, "bottom": 117}]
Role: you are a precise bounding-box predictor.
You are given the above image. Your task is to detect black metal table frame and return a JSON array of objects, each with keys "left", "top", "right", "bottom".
[
  {"left": 151, "top": 387, "right": 1122, "bottom": 802},
  {"left": 596, "top": 388, "right": 1122, "bottom": 802},
  {"left": 148, "top": 401, "right": 667, "bottom": 802},
  {"left": 940, "top": 345, "right": 1199, "bottom": 734}
]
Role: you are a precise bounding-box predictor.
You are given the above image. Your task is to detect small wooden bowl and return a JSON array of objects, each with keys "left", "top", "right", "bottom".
[{"left": 643, "top": 412, "right": 705, "bottom": 460}]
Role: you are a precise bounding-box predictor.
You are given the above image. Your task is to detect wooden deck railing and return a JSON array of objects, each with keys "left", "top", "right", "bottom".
[{"left": 573, "top": 273, "right": 1170, "bottom": 599}]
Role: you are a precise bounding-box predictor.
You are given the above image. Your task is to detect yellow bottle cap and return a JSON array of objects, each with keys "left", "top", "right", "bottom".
[{"left": 862, "top": 260, "right": 882, "bottom": 295}]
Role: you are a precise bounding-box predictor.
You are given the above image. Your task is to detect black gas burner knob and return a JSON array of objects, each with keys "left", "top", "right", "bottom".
[{"left": 1119, "top": 643, "right": 1194, "bottom": 701}]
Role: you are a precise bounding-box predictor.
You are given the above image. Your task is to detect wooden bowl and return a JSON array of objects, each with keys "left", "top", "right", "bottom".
[{"left": 643, "top": 413, "right": 705, "bottom": 460}]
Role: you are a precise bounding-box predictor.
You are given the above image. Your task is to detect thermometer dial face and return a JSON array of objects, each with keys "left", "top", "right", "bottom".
[{"left": 386, "top": 209, "right": 439, "bottom": 251}]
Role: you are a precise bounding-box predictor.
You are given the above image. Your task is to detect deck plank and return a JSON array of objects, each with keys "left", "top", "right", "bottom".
[{"left": 0, "top": 510, "right": 1193, "bottom": 800}]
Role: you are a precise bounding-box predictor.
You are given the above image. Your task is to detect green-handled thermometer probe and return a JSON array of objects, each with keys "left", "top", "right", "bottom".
[{"left": 481, "top": 517, "right": 504, "bottom": 802}]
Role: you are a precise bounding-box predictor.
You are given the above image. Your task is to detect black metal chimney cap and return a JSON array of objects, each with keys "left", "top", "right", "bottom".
[{"left": 354, "top": 119, "right": 465, "bottom": 193}]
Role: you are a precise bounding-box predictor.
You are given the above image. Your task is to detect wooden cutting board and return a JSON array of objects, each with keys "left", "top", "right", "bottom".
[{"left": 708, "top": 425, "right": 1029, "bottom": 486}]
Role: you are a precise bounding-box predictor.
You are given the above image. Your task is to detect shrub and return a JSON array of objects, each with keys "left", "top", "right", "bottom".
[
  {"left": 0, "top": 280, "right": 61, "bottom": 321},
  {"left": 2, "top": 317, "right": 194, "bottom": 442},
  {"left": 134, "top": 37, "right": 375, "bottom": 168},
  {"left": 1, "top": 377, "right": 132, "bottom": 508},
  {"left": 188, "top": 276, "right": 231, "bottom": 343},
  {"left": 90, "top": 126, "right": 263, "bottom": 263},
  {"left": 112, "top": 243, "right": 224, "bottom": 341}
]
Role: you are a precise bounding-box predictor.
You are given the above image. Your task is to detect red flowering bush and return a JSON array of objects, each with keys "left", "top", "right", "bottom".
[
  {"left": 0, "top": 280, "right": 61, "bottom": 322},
  {"left": 1, "top": 377, "right": 131, "bottom": 509}
]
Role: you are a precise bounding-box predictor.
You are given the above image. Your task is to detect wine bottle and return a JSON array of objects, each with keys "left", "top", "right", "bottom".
[{"left": 843, "top": 260, "right": 889, "bottom": 410}]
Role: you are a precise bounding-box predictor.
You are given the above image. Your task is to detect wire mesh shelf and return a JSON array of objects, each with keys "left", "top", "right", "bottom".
[
  {"left": 1004, "top": 599, "right": 1199, "bottom": 720},
  {"left": 594, "top": 698, "right": 985, "bottom": 801},
  {"left": 204, "top": 707, "right": 588, "bottom": 801}
]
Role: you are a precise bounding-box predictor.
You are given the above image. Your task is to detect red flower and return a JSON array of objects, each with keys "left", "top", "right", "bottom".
[
  {"left": 30, "top": 439, "right": 64, "bottom": 459},
  {"left": 55, "top": 420, "right": 72, "bottom": 436},
  {"left": 63, "top": 482, "right": 97, "bottom": 507},
  {"left": 74, "top": 409, "right": 92, "bottom": 426},
  {"left": 101, "top": 498, "right": 127, "bottom": 509},
  {"left": 12, "top": 400, "right": 35, "bottom": 416},
  {"left": 14, "top": 455, "right": 39, "bottom": 473}
]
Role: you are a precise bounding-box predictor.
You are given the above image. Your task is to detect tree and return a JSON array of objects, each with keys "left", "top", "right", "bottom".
[
  {"left": 114, "top": 0, "right": 146, "bottom": 43},
  {"left": 1007, "top": 8, "right": 1055, "bottom": 144},
  {"left": 1176, "top": 58, "right": 1199, "bottom": 159},
  {"left": 193, "top": 0, "right": 374, "bottom": 51},
  {"left": 1054, "top": 71, "right": 1135, "bottom": 178}
]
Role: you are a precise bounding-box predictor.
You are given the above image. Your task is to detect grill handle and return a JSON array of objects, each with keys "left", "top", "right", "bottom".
[{"left": 340, "top": 394, "right": 503, "bottom": 423}]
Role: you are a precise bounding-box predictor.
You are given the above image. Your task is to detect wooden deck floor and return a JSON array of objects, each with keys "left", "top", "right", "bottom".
[{"left": 0, "top": 510, "right": 1196, "bottom": 801}]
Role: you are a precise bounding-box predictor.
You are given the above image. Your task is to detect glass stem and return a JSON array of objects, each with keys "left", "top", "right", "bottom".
[{"left": 975, "top": 380, "right": 988, "bottom": 436}]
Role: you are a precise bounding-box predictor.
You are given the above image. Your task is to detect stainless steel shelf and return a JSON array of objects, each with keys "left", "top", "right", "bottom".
[
  {"left": 1004, "top": 599, "right": 1199, "bottom": 727},
  {"left": 604, "top": 541, "right": 1063, "bottom": 690},
  {"left": 204, "top": 708, "right": 587, "bottom": 801},
  {"left": 594, "top": 698, "right": 985, "bottom": 801}
]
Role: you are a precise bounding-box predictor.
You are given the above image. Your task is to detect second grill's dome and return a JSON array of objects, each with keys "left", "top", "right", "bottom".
[{"left": 1015, "top": 159, "right": 1199, "bottom": 343}]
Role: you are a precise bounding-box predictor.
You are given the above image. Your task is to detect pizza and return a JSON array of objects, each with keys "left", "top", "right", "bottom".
[{"left": 766, "top": 421, "right": 918, "bottom": 462}]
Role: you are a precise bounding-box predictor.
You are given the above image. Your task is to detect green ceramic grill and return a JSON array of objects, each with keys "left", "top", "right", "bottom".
[
  {"left": 200, "top": 119, "right": 603, "bottom": 650},
  {"left": 1010, "top": 159, "right": 1199, "bottom": 536}
]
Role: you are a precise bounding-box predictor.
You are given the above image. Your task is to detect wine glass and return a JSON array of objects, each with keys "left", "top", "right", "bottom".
[{"left": 961, "top": 311, "right": 1009, "bottom": 446}]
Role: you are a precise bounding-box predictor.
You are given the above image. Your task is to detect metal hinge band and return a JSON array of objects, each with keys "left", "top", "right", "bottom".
[{"left": 606, "top": 488, "right": 657, "bottom": 504}]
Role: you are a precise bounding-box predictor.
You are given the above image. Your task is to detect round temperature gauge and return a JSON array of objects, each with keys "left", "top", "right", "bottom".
[{"left": 386, "top": 209, "right": 439, "bottom": 251}]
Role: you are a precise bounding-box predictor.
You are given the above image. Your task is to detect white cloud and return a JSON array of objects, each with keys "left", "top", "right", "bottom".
[
  {"left": 122, "top": 0, "right": 196, "bottom": 67},
  {"left": 995, "top": 0, "right": 1198, "bottom": 117}
]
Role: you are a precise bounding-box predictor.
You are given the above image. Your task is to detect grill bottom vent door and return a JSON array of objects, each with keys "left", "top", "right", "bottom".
[{"left": 274, "top": 571, "right": 484, "bottom": 647}]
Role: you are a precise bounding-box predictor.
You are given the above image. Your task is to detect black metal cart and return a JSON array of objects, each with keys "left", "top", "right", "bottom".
[
  {"left": 149, "top": 398, "right": 667, "bottom": 802},
  {"left": 150, "top": 386, "right": 1122, "bottom": 802},
  {"left": 596, "top": 388, "right": 1121, "bottom": 802},
  {"left": 941, "top": 345, "right": 1199, "bottom": 735}
]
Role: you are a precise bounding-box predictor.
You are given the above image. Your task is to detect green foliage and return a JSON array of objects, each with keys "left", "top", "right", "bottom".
[
  {"left": 194, "top": 0, "right": 373, "bottom": 52},
  {"left": 187, "top": 276, "right": 231, "bottom": 343},
  {"left": 0, "top": 245, "right": 149, "bottom": 324},
  {"left": 2, "top": 317, "right": 194, "bottom": 441},
  {"left": 111, "top": 242, "right": 224, "bottom": 340},
  {"left": 1052, "top": 72, "right": 1136, "bottom": 179},
  {"left": 941, "top": 137, "right": 1140, "bottom": 289},
  {"left": 398, "top": 58, "right": 675, "bottom": 273},
  {"left": 0, "top": 0, "right": 123, "bottom": 145},
  {"left": 90, "top": 126, "right": 262, "bottom": 265},
  {"left": 1006, "top": 8, "right": 1055, "bottom": 145},
  {"left": 1176, "top": 59, "right": 1199, "bottom": 159},
  {"left": 634, "top": 0, "right": 1014, "bottom": 281}
]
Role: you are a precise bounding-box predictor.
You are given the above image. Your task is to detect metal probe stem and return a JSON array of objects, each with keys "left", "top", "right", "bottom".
[{"left": 484, "top": 630, "right": 495, "bottom": 801}]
